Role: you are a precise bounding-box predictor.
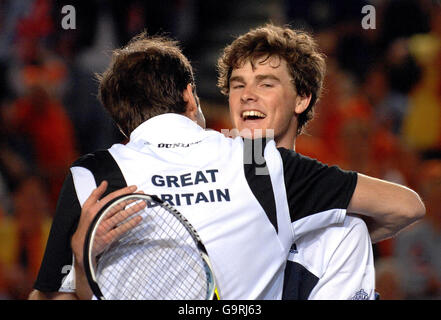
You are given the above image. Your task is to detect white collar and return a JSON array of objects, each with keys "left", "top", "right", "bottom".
[{"left": 129, "top": 113, "right": 205, "bottom": 145}]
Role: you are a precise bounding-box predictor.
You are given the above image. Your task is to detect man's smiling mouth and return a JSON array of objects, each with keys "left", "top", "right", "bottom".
[{"left": 241, "top": 110, "right": 267, "bottom": 120}]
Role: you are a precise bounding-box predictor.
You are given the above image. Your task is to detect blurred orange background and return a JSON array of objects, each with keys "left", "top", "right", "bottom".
[{"left": 0, "top": 0, "right": 440, "bottom": 300}]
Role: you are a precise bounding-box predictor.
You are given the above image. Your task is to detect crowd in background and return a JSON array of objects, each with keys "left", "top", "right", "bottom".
[{"left": 0, "top": 0, "right": 440, "bottom": 300}]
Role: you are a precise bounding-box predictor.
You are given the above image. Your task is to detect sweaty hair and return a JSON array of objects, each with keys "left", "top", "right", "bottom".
[
  {"left": 217, "top": 24, "right": 326, "bottom": 134},
  {"left": 97, "top": 32, "right": 195, "bottom": 136}
]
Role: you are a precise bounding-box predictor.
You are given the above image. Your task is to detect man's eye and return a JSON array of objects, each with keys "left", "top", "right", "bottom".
[
  {"left": 261, "top": 83, "right": 273, "bottom": 88},
  {"left": 231, "top": 84, "right": 244, "bottom": 89}
]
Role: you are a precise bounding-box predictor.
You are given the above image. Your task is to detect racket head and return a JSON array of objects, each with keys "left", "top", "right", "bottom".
[{"left": 82, "top": 193, "right": 216, "bottom": 300}]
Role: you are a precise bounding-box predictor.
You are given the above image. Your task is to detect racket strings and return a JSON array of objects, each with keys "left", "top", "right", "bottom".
[{"left": 92, "top": 199, "right": 209, "bottom": 299}]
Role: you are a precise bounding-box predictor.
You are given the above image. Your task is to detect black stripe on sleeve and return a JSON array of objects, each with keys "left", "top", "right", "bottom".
[
  {"left": 243, "top": 138, "right": 278, "bottom": 233},
  {"left": 278, "top": 147, "right": 357, "bottom": 223},
  {"left": 33, "top": 150, "right": 127, "bottom": 292},
  {"left": 33, "top": 172, "right": 81, "bottom": 292},
  {"left": 71, "top": 150, "right": 128, "bottom": 198}
]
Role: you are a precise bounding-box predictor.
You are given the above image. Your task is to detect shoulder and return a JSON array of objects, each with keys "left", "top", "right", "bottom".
[
  {"left": 277, "top": 147, "right": 319, "bottom": 166},
  {"left": 293, "top": 216, "right": 371, "bottom": 276},
  {"left": 70, "top": 148, "right": 127, "bottom": 201},
  {"left": 298, "top": 216, "right": 369, "bottom": 252},
  {"left": 338, "top": 215, "right": 371, "bottom": 248},
  {"left": 71, "top": 149, "right": 113, "bottom": 170}
]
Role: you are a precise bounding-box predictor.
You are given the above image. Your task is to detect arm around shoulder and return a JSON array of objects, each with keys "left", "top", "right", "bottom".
[{"left": 348, "top": 173, "right": 425, "bottom": 243}]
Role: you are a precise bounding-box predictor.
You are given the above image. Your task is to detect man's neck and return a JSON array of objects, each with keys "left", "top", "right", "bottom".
[{"left": 276, "top": 137, "right": 296, "bottom": 151}]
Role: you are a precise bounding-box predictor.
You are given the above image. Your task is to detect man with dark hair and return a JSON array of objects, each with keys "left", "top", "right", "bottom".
[
  {"left": 29, "top": 30, "right": 424, "bottom": 300},
  {"left": 97, "top": 33, "right": 204, "bottom": 137},
  {"left": 29, "top": 33, "right": 207, "bottom": 299},
  {"left": 216, "top": 23, "right": 421, "bottom": 299}
]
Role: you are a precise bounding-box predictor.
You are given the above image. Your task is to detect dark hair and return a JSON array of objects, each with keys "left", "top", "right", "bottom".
[
  {"left": 217, "top": 24, "right": 326, "bottom": 134},
  {"left": 97, "top": 32, "right": 195, "bottom": 136}
]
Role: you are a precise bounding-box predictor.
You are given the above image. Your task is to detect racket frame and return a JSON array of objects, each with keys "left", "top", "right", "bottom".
[{"left": 82, "top": 193, "right": 217, "bottom": 300}]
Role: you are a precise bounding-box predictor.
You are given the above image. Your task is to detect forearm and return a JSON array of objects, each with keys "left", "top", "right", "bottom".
[
  {"left": 74, "top": 260, "right": 93, "bottom": 300},
  {"left": 71, "top": 225, "right": 93, "bottom": 299},
  {"left": 357, "top": 215, "right": 408, "bottom": 243},
  {"left": 348, "top": 173, "right": 425, "bottom": 242},
  {"left": 68, "top": 182, "right": 139, "bottom": 300}
]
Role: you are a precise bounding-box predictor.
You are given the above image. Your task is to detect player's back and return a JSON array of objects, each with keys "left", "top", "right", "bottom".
[{"left": 73, "top": 114, "right": 292, "bottom": 299}]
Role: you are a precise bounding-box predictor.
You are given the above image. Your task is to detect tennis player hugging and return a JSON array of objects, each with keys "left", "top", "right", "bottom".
[{"left": 29, "top": 25, "right": 424, "bottom": 300}]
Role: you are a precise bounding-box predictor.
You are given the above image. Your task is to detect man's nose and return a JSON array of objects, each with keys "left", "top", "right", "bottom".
[{"left": 240, "top": 85, "right": 258, "bottom": 103}]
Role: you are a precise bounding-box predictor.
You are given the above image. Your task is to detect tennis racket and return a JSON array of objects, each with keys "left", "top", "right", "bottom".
[{"left": 83, "top": 193, "right": 218, "bottom": 300}]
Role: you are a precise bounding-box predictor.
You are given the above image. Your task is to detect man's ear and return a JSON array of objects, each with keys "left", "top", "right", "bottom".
[
  {"left": 294, "top": 94, "right": 312, "bottom": 115},
  {"left": 183, "top": 83, "right": 197, "bottom": 115},
  {"left": 183, "top": 83, "right": 206, "bottom": 128}
]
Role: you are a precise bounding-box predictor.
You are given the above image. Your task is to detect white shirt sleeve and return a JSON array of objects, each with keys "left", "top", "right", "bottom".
[{"left": 290, "top": 215, "right": 376, "bottom": 300}]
